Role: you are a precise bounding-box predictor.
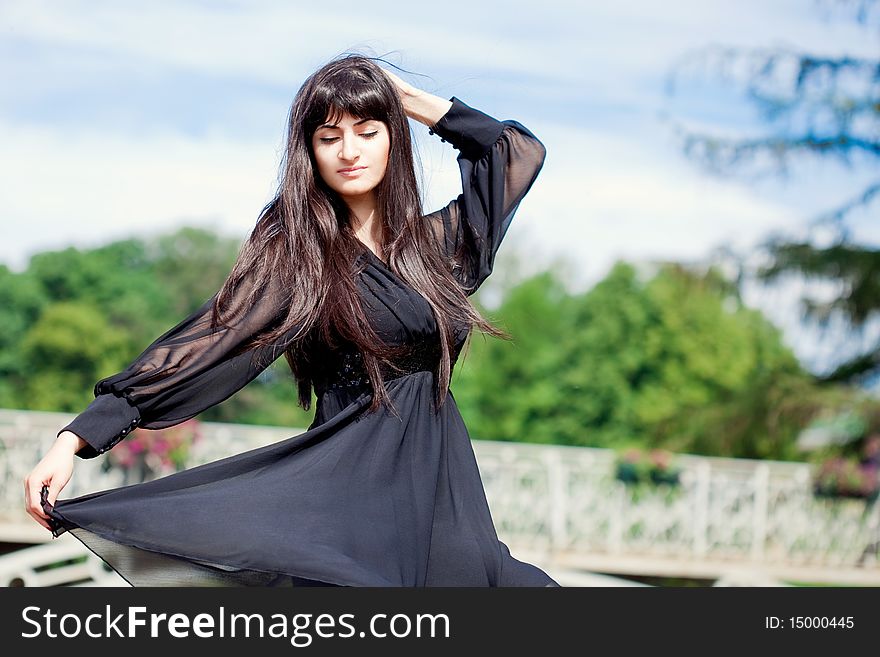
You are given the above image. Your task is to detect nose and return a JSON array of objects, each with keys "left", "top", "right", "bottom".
[{"left": 339, "top": 134, "right": 360, "bottom": 162}]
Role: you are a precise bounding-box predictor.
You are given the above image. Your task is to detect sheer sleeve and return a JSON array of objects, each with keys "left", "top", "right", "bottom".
[
  {"left": 58, "top": 272, "right": 298, "bottom": 459},
  {"left": 424, "top": 96, "right": 546, "bottom": 295}
]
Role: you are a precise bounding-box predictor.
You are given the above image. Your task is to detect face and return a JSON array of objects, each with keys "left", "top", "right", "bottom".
[{"left": 311, "top": 112, "right": 390, "bottom": 204}]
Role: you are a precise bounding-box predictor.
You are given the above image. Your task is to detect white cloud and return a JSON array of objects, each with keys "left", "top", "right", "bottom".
[
  {"left": 488, "top": 119, "right": 804, "bottom": 293},
  {"left": 6, "top": 0, "right": 872, "bottom": 108},
  {"left": 0, "top": 118, "right": 281, "bottom": 267}
]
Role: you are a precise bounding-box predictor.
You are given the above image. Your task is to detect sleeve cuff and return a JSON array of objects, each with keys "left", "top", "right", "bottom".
[
  {"left": 428, "top": 96, "right": 507, "bottom": 161},
  {"left": 57, "top": 393, "right": 141, "bottom": 459}
]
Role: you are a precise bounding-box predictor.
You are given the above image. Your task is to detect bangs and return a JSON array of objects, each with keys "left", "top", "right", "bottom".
[{"left": 305, "top": 79, "right": 393, "bottom": 134}]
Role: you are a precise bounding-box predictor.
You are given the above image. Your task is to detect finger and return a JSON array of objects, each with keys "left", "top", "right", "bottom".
[
  {"left": 44, "top": 483, "right": 58, "bottom": 508},
  {"left": 24, "top": 479, "right": 53, "bottom": 531},
  {"left": 33, "top": 482, "right": 51, "bottom": 519},
  {"left": 40, "top": 483, "right": 55, "bottom": 513},
  {"left": 31, "top": 498, "right": 49, "bottom": 521},
  {"left": 25, "top": 508, "right": 51, "bottom": 531},
  {"left": 37, "top": 484, "right": 56, "bottom": 531},
  {"left": 24, "top": 481, "right": 47, "bottom": 520}
]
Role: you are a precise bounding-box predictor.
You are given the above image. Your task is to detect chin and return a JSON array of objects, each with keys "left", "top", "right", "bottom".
[{"left": 336, "top": 183, "right": 378, "bottom": 198}]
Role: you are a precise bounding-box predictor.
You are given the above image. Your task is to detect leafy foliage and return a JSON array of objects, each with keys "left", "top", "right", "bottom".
[
  {"left": 2, "top": 227, "right": 869, "bottom": 460},
  {"left": 455, "top": 260, "right": 856, "bottom": 460}
]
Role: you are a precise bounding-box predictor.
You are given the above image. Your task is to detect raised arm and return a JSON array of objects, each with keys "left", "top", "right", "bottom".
[{"left": 383, "top": 72, "right": 546, "bottom": 295}]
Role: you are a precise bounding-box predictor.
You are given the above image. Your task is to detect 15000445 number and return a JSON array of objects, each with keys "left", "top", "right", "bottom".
[{"left": 790, "top": 616, "right": 854, "bottom": 629}]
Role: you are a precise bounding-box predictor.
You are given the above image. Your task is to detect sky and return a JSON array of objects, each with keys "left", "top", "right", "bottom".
[{"left": 1, "top": 0, "right": 878, "bottom": 377}]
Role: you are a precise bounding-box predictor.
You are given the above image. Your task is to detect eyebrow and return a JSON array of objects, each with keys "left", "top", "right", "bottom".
[{"left": 317, "top": 118, "right": 377, "bottom": 130}]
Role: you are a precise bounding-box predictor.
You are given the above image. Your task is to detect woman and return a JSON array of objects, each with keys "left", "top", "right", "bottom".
[{"left": 23, "top": 53, "right": 559, "bottom": 587}]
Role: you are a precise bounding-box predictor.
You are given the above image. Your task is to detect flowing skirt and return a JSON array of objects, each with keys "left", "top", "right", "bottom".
[{"left": 44, "top": 371, "right": 559, "bottom": 587}]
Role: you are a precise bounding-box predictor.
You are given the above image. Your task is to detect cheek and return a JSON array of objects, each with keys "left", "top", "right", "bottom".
[
  {"left": 378, "top": 141, "right": 391, "bottom": 174},
  {"left": 312, "top": 150, "right": 334, "bottom": 181}
]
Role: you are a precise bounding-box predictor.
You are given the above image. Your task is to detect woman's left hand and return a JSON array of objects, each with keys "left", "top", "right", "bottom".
[
  {"left": 380, "top": 68, "right": 452, "bottom": 127},
  {"left": 381, "top": 67, "right": 421, "bottom": 101}
]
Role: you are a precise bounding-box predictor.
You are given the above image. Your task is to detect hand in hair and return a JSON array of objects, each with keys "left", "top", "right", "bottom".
[{"left": 380, "top": 67, "right": 453, "bottom": 129}]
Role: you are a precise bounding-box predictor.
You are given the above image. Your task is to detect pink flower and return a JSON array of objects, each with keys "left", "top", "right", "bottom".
[
  {"left": 622, "top": 448, "right": 642, "bottom": 463},
  {"left": 104, "top": 419, "right": 202, "bottom": 477},
  {"left": 649, "top": 449, "right": 671, "bottom": 469}
]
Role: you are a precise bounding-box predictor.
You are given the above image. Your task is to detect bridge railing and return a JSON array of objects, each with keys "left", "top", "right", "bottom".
[
  {"left": 1, "top": 409, "right": 878, "bottom": 584},
  {"left": 476, "top": 441, "right": 880, "bottom": 581}
]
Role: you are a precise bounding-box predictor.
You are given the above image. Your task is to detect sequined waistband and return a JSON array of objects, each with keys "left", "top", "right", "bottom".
[{"left": 313, "top": 340, "right": 441, "bottom": 397}]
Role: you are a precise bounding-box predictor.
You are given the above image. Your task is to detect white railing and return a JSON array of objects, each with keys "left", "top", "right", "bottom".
[
  {"left": 0, "top": 536, "right": 128, "bottom": 586},
  {"left": 475, "top": 442, "right": 880, "bottom": 583},
  {"left": 1, "top": 408, "right": 878, "bottom": 585}
]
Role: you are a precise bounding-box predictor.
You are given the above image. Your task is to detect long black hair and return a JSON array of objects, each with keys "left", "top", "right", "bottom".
[{"left": 211, "top": 52, "right": 509, "bottom": 416}]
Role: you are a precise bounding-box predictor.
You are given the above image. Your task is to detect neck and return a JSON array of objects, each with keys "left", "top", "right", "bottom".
[{"left": 346, "top": 194, "right": 382, "bottom": 243}]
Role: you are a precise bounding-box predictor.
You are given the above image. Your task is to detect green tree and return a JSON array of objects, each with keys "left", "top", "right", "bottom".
[
  {"left": 634, "top": 263, "right": 816, "bottom": 459},
  {"left": 0, "top": 266, "right": 49, "bottom": 406},
  {"left": 456, "top": 260, "right": 834, "bottom": 460},
  {"left": 453, "top": 271, "right": 571, "bottom": 444},
  {"left": 150, "top": 226, "right": 240, "bottom": 315},
  {"left": 19, "top": 301, "right": 130, "bottom": 412}
]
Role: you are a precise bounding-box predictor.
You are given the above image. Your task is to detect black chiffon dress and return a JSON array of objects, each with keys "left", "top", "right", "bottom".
[{"left": 41, "top": 96, "right": 560, "bottom": 587}]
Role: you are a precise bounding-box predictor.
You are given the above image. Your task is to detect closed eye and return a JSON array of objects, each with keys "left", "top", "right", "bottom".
[{"left": 319, "top": 131, "right": 379, "bottom": 144}]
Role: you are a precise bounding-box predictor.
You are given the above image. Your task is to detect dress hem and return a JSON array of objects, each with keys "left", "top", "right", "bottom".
[{"left": 42, "top": 492, "right": 368, "bottom": 588}]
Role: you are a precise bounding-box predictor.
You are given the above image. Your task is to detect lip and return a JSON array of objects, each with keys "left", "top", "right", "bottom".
[{"left": 338, "top": 166, "right": 367, "bottom": 175}]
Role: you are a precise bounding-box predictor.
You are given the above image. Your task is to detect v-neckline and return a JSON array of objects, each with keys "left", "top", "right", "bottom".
[
  {"left": 360, "top": 245, "right": 390, "bottom": 269},
  {"left": 357, "top": 246, "right": 434, "bottom": 309}
]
